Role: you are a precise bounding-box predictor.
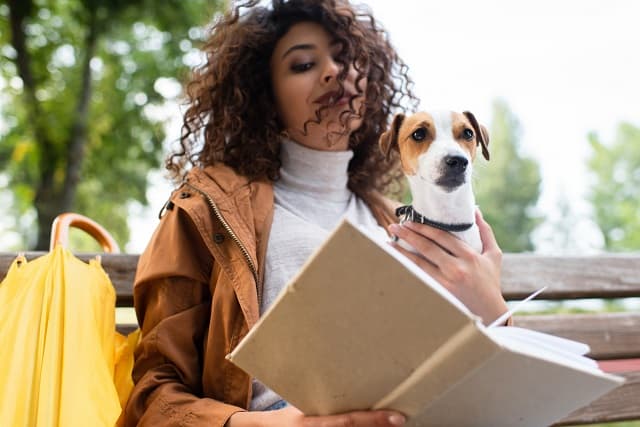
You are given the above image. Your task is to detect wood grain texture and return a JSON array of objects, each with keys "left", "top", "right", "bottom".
[
  {"left": 514, "top": 313, "right": 640, "bottom": 359},
  {"left": 553, "top": 371, "right": 640, "bottom": 426},
  {"left": 501, "top": 254, "right": 640, "bottom": 299},
  {"left": 4, "top": 253, "right": 640, "bottom": 302}
]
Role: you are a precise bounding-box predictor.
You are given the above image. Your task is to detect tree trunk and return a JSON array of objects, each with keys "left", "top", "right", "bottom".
[
  {"left": 34, "top": 182, "right": 61, "bottom": 251},
  {"left": 8, "top": 0, "right": 60, "bottom": 250},
  {"left": 9, "top": 0, "right": 101, "bottom": 249},
  {"left": 61, "top": 7, "right": 99, "bottom": 213}
]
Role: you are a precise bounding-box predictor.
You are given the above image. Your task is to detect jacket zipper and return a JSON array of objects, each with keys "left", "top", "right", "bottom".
[{"left": 184, "top": 182, "right": 262, "bottom": 306}]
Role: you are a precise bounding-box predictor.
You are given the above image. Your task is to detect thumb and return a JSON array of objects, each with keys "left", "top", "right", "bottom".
[{"left": 475, "top": 209, "right": 500, "bottom": 255}]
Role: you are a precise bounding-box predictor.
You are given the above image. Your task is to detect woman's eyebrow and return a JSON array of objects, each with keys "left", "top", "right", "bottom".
[{"left": 281, "top": 43, "right": 316, "bottom": 59}]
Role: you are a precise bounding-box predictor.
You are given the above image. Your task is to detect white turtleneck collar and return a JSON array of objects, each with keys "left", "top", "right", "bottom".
[{"left": 276, "top": 137, "right": 353, "bottom": 202}]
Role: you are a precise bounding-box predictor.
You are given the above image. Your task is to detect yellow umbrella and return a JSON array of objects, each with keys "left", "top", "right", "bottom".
[{"left": 0, "top": 213, "right": 138, "bottom": 427}]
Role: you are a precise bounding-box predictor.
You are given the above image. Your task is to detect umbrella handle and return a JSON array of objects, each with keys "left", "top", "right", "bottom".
[{"left": 50, "top": 212, "right": 121, "bottom": 254}]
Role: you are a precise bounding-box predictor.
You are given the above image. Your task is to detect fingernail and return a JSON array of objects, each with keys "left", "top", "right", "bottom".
[
  {"left": 389, "top": 223, "right": 400, "bottom": 233},
  {"left": 388, "top": 413, "right": 406, "bottom": 426}
]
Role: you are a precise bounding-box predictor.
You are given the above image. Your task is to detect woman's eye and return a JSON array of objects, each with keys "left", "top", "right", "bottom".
[
  {"left": 412, "top": 127, "right": 427, "bottom": 142},
  {"left": 463, "top": 128, "right": 474, "bottom": 140},
  {"left": 291, "top": 62, "right": 314, "bottom": 73}
]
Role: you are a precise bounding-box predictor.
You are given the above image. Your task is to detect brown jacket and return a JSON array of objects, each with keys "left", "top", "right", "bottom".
[{"left": 122, "top": 164, "right": 398, "bottom": 427}]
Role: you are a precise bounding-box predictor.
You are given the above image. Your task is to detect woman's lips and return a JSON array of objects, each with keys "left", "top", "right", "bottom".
[{"left": 313, "top": 90, "right": 354, "bottom": 106}]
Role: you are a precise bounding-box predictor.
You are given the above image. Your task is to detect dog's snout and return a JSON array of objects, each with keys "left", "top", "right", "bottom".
[
  {"left": 444, "top": 155, "right": 468, "bottom": 172},
  {"left": 436, "top": 155, "right": 469, "bottom": 190}
]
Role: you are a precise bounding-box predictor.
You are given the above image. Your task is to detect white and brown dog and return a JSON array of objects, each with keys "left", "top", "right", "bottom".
[{"left": 380, "top": 110, "right": 490, "bottom": 253}]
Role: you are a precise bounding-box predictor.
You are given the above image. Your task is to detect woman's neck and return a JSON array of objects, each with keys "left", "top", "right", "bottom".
[
  {"left": 284, "top": 127, "right": 351, "bottom": 152},
  {"left": 277, "top": 137, "right": 353, "bottom": 202}
]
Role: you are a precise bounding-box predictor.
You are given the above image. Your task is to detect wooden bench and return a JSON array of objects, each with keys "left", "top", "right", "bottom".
[{"left": 1, "top": 252, "right": 639, "bottom": 426}]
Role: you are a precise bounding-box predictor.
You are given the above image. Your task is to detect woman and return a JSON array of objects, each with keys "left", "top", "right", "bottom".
[{"left": 123, "top": 1, "right": 507, "bottom": 426}]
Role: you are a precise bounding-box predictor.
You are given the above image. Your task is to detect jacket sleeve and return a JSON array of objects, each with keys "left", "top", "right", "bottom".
[{"left": 122, "top": 204, "right": 246, "bottom": 427}]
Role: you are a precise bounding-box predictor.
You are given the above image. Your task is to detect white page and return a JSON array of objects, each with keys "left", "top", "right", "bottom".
[{"left": 487, "top": 326, "right": 598, "bottom": 371}]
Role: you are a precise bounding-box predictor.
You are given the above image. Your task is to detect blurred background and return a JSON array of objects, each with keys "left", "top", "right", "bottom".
[{"left": 1, "top": 0, "right": 639, "bottom": 256}]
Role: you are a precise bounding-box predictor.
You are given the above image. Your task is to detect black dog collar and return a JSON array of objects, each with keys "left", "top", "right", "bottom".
[{"left": 395, "top": 205, "right": 474, "bottom": 232}]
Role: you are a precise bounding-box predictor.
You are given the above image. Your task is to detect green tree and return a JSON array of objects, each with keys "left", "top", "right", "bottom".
[
  {"left": 0, "top": 0, "right": 222, "bottom": 250},
  {"left": 587, "top": 122, "right": 640, "bottom": 251},
  {"left": 474, "top": 99, "right": 543, "bottom": 252}
]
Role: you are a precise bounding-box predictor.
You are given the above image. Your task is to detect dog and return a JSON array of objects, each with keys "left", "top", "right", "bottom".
[{"left": 379, "top": 110, "right": 490, "bottom": 253}]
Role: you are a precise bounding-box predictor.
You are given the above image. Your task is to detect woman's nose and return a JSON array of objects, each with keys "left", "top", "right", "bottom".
[{"left": 322, "top": 58, "right": 340, "bottom": 83}]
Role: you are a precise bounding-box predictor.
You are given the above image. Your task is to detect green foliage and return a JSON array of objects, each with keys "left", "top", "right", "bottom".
[
  {"left": 587, "top": 122, "right": 640, "bottom": 251},
  {"left": 0, "top": 0, "right": 223, "bottom": 249},
  {"left": 474, "top": 99, "right": 543, "bottom": 252}
]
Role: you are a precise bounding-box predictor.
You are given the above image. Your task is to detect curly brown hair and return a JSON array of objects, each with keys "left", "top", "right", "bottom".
[{"left": 168, "top": 0, "right": 417, "bottom": 196}]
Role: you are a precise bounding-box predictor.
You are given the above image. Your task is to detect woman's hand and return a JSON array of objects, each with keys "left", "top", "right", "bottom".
[
  {"left": 388, "top": 209, "right": 508, "bottom": 325},
  {"left": 227, "top": 406, "right": 406, "bottom": 427}
]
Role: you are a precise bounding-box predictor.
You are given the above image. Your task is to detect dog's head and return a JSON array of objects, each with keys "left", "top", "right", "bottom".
[{"left": 379, "top": 110, "right": 490, "bottom": 191}]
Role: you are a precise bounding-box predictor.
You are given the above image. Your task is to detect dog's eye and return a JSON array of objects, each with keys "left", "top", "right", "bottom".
[
  {"left": 463, "top": 128, "right": 474, "bottom": 140},
  {"left": 411, "top": 127, "right": 427, "bottom": 142}
]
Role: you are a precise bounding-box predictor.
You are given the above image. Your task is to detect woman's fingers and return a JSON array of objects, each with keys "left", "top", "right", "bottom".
[
  {"left": 388, "top": 221, "right": 476, "bottom": 265},
  {"left": 388, "top": 216, "right": 508, "bottom": 324},
  {"left": 389, "top": 241, "right": 451, "bottom": 286},
  {"left": 398, "top": 221, "right": 476, "bottom": 258},
  {"left": 305, "top": 410, "right": 406, "bottom": 427},
  {"left": 231, "top": 407, "right": 406, "bottom": 427},
  {"left": 388, "top": 223, "right": 470, "bottom": 298},
  {"left": 475, "top": 209, "right": 502, "bottom": 260},
  {"left": 267, "top": 406, "right": 406, "bottom": 427},
  {"left": 389, "top": 223, "right": 450, "bottom": 267}
]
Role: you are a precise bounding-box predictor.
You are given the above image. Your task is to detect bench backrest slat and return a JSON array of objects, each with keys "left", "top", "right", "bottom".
[
  {"left": 514, "top": 313, "right": 640, "bottom": 360},
  {"left": 5, "top": 253, "right": 640, "bottom": 303},
  {"left": 501, "top": 254, "right": 640, "bottom": 299}
]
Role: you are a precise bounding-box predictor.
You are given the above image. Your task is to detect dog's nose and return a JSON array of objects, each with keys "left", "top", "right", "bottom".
[{"left": 444, "top": 155, "right": 468, "bottom": 172}]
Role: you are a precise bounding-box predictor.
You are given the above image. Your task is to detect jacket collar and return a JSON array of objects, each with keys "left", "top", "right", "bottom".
[{"left": 182, "top": 165, "right": 274, "bottom": 328}]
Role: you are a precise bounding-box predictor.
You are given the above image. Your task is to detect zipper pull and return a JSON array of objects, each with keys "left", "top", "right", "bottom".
[{"left": 158, "top": 199, "right": 175, "bottom": 219}]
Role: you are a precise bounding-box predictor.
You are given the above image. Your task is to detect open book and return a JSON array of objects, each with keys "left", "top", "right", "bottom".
[{"left": 228, "top": 219, "right": 624, "bottom": 427}]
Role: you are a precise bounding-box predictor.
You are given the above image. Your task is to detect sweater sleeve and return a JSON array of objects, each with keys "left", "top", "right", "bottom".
[{"left": 122, "top": 204, "right": 246, "bottom": 427}]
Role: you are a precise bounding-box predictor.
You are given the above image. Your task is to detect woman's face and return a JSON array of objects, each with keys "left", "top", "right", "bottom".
[{"left": 270, "top": 21, "right": 366, "bottom": 151}]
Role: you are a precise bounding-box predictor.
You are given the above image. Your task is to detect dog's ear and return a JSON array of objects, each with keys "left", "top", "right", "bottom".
[
  {"left": 463, "top": 111, "right": 490, "bottom": 161},
  {"left": 379, "top": 113, "right": 405, "bottom": 159}
]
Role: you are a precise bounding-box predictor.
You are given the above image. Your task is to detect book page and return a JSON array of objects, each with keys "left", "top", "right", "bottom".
[{"left": 487, "top": 326, "right": 598, "bottom": 371}]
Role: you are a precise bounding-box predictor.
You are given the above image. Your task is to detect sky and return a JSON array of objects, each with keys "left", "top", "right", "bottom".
[{"left": 1, "top": 1, "right": 638, "bottom": 253}]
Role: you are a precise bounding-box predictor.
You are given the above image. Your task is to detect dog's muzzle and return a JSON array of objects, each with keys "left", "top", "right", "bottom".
[{"left": 436, "top": 155, "right": 468, "bottom": 190}]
